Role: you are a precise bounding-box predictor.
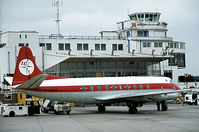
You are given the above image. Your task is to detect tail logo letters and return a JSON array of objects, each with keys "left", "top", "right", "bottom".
[{"left": 19, "top": 59, "right": 34, "bottom": 75}]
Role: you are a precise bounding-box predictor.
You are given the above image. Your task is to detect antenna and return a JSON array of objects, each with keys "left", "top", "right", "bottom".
[
  {"left": 0, "top": 0, "right": 2, "bottom": 45},
  {"left": 52, "top": 0, "right": 63, "bottom": 35},
  {"left": 127, "top": 8, "right": 130, "bottom": 20}
]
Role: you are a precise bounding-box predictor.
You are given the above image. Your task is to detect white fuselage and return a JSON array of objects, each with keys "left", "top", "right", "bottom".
[{"left": 17, "top": 76, "right": 180, "bottom": 104}]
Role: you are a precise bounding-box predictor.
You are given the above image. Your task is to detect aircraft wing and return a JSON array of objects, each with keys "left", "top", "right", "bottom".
[
  {"left": 16, "top": 74, "right": 48, "bottom": 89},
  {"left": 94, "top": 90, "right": 185, "bottom": 101}
]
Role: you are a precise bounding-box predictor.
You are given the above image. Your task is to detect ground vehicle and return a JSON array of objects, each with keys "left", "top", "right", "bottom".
[
  {"left": 184, "top": 90, "right": 199, "bottom": 105},
  {"left": 42, "top": 100, "right": 71, "bottom": 115},
  {"left": 26, "top": 99, "right": 41, "bottom": 116},
  {"left": 0, "top": 104, "right": 28, "bottom": 117},
  {"left": 54, "top": 102, "right": 71, "bottom": 115},
  {"left": 0, "top": 100, "right": 41, "bottom": 117}
]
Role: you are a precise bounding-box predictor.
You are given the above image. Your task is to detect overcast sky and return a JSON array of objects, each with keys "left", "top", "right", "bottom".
[{"left": 1, "top": 0, "right": 199, "bottom": 75}]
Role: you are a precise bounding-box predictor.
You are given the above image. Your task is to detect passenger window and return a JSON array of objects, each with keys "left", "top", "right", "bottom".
[
  {"left": 140, "top": 84, "right": 143, "bottom": 89},
  {"left": 119, "top": 85, "right": 122, "bottom": 90},
  {"left": 97, "top": 86, "right": 101, "bottom": 91},
  {"left": 19, "top": 107, "right": 23, "bottom": 110},
  {"left": 146, "top": 84, "right": 150, "bottom": 89},
  {"left": 89, "top": 86, "right": 93, "bottom": 91},
  {"left": 82, "top": 86, "right": 86, "bottom": 91},
  {"left": 105, "top": 85, "right": 109, "bottom": 90},
  {"left": 133, "top": 85, "right": 136, "bottom": 90},
  {"left": 126, "top": 85, "right": 129, "bottom": 90},
  {"left": 112, "top": 85, "right": 116, "bottom": 90}
]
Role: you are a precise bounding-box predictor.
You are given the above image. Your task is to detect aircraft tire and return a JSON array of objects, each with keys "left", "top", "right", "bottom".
[
  {"left": 161, "top": 101, "right": 168, "bottom": 111},
  {"left": 128, "top": 107, "right": 137, "bottom": 114},
  {"left": 98, "top": 105, "right": 106, "bottom": 113}
]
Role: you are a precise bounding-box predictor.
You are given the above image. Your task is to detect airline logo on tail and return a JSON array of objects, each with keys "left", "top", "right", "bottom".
[{"left": 19, "top": 59, "right": 34, "bottom": 76}]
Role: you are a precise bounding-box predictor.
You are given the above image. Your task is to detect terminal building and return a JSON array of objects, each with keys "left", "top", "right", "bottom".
[{"left": 0, "top": 12, "right": 185, "bottom": 89}]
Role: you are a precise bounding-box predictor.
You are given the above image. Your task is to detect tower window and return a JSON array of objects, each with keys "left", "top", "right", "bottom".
[{"left": 137, "top": 30, "right": 149, "bottom": 37}]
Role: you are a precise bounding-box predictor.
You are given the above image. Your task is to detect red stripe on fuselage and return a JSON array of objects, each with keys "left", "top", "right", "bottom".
[{"left": 22, "top": 83, "right": 180, "bottom": 92}]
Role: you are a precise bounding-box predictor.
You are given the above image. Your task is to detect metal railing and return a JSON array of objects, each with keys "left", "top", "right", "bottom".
[{"left": 39, "top": 35, "right": 119, "bottom": 40}]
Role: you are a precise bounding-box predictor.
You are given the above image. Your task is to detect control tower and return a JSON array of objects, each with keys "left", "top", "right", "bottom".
[{"left": 117, "top": 12, "right": 168, "bottom": 40}]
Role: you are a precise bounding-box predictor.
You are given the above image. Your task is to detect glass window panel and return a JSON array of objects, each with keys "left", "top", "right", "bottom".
[
  {"left": 112, "top": 85, "right": 116, "bottom": 90},
  {"left": 126, "top": 85, "right": 129, "bottom": 90},
  {"left": 97, "top": 86, "right": 101, "bottom": 91},
  {"left": 154, "top": 42, "right": 158, "bottom": 47},
  {"left": 65, "top": 43, "right": 70, "bottom": 50},
  {"left": 19, "top": 43, "right": 24, "bottom": 47},
  {"left": 77, "top": 43, "right": 82, "bottom": 50},
  {"left": 95, "top": 44, "right": 100, "bottom": 50},
  {"left": 46, "top": 43, "right": 52, "bottom": 50},
  {"left": 112, "top": 44, "right": 117, "bottom": 51},
  {"left": 149, "top": 14, "right": 153, "bottom": 21},
  {"left": 59, "top": 43, "right": 64, "bottom": 50},
  {"left": 140, "top": 84, "right": 143, "bottom": 89},
  {"left": 101, "top": 44, "right": 106, "bottom": 50},
  {"left": 145, "top": 14, "right": 149, "bottom": 21},
  {"left": 119, "top": 85, "right": 122, "bottom": 90},
  {"left": 133, "top": 84, "right": 136, "bottom": 90},
  {"left": 105, "top": 85, "right": 109, "bottom": 90},
  {"left": 83, "top": 43, "right": 88, "bottom": 50},
  {"left": 39, "top": 43, "right": 45, "bottom": 47},
  {"left": 82, "top": 86, "right": 86, "bottom": 91},
  {"left": 89, "top": 86, "right": 93, "bottom": 91},
  {"left": 118, "top": 44, "right": 123, "bottom": 51}
]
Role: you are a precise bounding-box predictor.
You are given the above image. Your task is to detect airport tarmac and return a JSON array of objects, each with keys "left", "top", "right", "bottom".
[{"left": 0, "top": 104, "right": 199, "bottom": 132}]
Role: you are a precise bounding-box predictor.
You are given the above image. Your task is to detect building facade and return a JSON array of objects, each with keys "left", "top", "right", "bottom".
[{"left": 0, "top": 12, "right": 185, "bottom": 87}]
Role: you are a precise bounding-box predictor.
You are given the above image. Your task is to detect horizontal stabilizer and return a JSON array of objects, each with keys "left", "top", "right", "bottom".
[{"left": 16, "top": 74, "right": 48, "bottom": 89}]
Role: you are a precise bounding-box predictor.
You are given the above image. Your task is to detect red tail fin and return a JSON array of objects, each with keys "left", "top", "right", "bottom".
[{"left": 12, "top": 46, "right": 43, "bottom": 86}]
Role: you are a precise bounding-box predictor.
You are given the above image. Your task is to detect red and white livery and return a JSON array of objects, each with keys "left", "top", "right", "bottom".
[{"left": 11, "top": 46, "right": 183, "bottom": 113}]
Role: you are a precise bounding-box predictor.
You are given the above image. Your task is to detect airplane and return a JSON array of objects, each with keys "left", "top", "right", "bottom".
[{"left": 10, "top": 46, "right": 183, "bottom": 114}]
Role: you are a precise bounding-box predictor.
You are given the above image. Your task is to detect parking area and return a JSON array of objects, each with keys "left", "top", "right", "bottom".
[{"left": 0, "top": 104, "right": 199, "bottom": 132}]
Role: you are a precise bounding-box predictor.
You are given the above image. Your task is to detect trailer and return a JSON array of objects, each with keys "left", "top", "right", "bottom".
[{"left": 0, "top": 104, "right": 28, "bottom": 117}]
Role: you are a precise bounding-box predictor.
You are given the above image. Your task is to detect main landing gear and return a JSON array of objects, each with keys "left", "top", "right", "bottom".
[
  {"left": 127, "top": 102, "right": 143, "bottom": 114},
  {"left": 156, "top": 100, "right": 168, "bottom": 111},
  {"left": 98, "top": 104, "right": 106, "bottom": 113}
]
